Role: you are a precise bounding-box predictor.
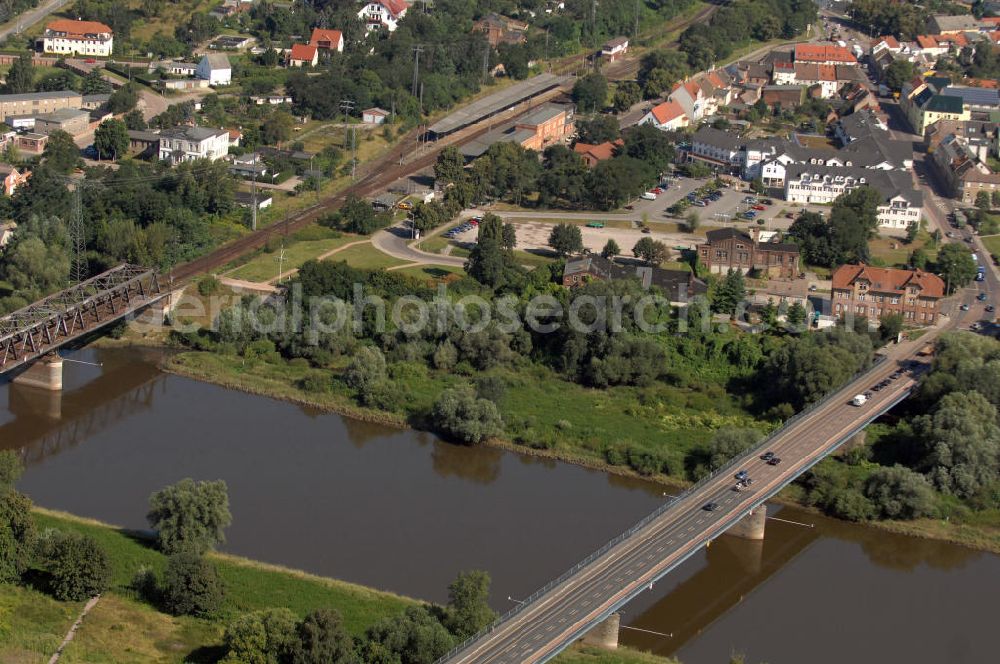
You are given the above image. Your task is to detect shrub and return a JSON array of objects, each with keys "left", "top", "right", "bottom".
[
  {"left": 344, "top": 346, "right": 387, "bottom": 393},
  {"left": 474, "top": 375, "right": 507, "bottom": 403},
  {"left": 43, "top": 532, "right": 112, "bottom": 601},
  {"left": 197, "top": 275, "right": 222, "bottom": 296},
  {"left": 299, "top": 372, "right": 331, "bottom": 394},
  {"left": 431, "top": 389, "right": 503, "bottom": 444},
  {"left": 147, "top": 478, "right": 232, "bottom": 555},
  {"left": 222, "top": 608, "right": 298, "bottom": 664},
  {"left": 161, "top": 552, "right": 225, "bottom": 617}
]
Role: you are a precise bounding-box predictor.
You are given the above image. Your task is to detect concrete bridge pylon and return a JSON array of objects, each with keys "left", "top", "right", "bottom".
[{"left": 12, "top": 353, "right": 63, "bottom": 391}]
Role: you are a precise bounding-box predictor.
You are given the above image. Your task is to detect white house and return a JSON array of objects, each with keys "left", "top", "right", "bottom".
[
  {"left": 688, "top": 126, "right": 743, "bottom": 169},
  {"left": 362, "top": 107, "right": 390, "bottom": 124},
  {"left": 358, "top": 0, "right": 408, "bottom": 32},
  {"left": 783, "top": 164, "right": 923, "bottom": 230},
  {"left": 197, "top": 54, "right": 231, "bottom": 85},
  {"left": 637, "top": 100, "right": 688, "bottom": 130},
  {"left": 42, "top": 19, "right": 113, "bottom": 57},
  {"left": 158, "top": 126, "right": 230, "bottom": 164}
]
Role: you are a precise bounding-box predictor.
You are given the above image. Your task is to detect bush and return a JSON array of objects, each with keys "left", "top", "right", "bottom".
[
  {"left": 222, "top": 608, "right": 298, "bottom": 664},
  {"left": 161, "top": 552, "right": 225, "bottom": 617},
  {"left": 298, "top": 372, "right": 332, "bottom": 393},
  {"left": 197, "top": 275, "right": 222, "bottom": 296},
  {"left": 43, "top": 532, "right": 112, "bottom": 601},
  {"left": 474, "top": 375, "right": 507, "bottom": 404},
  {"left": 431, "top": 388, "right": 504, "bottom": 444},
  {"left": 344, "top": 346, "right": 387, "bottom": 393},
  {"left": 864, "top": 465, "right": 938, "bottom": 520},
  {"left": 147, "top": 478, "right": 232, "bottom": 555}
]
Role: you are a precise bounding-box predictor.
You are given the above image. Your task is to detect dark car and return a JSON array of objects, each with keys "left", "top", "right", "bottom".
[
  {"left": 977, "top": 293, "right": 988, "bottom": 301},
  {"left": 987, "top": 305, "right": 996, "bottom": 313},
  {"left": 767, "top": 457, "right": 782, "bottom": 466},
  {"left": 703, "top": 502, "right": 720, "bottom": 511},
  {"left": 735, "top": 470, "right": 749, "bottom": 481},
  {"left": 760, "top": 451, "right": 775, "bottom": 461}
]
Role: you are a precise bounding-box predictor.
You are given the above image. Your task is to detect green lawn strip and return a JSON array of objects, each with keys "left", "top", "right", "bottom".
[
  {"left": 417, "top": 235, "right": 451, "bottom": 254},
  {"left": 509, "top": 217, "right": 636, "bottom": 230},
  {"left": 226, "top": 235, "right": 358, "bottom": 283},
  {"left": 391, "top": 264, "right": 467, "bottom": 283},
  {"left": 981, "top": 234, "right": 1000, "bottom": 259},
  {"left": 0, "top": 584, "right": 80, "bottom": 664},
  {"left": 557, "top": 646, "right": 680, "bottom": 664},
  {"left": 327, "top": 243, "right": 410, "bottom": 270},
  {"left": 514, "top": 249, "right": 558, "bottom": 268}
]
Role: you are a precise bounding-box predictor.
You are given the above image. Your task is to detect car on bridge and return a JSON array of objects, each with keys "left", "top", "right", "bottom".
[
  {"left": 767, "top": 456, "right": 782, "bottom": 466},
  {"left": 703, "top": 502, "right": 719, "bottom": 511},
  {"left": 735, "top": 470, "right": 749, "bottom": 481}
]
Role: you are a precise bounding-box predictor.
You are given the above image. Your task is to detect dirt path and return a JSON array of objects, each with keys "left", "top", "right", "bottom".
[{"left": 48, "top": 594, "right": 101, "bottom": 664}]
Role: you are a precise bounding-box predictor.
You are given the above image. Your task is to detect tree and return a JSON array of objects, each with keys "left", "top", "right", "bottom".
[
  {"left": 572, "top": 73, "right": 608, "bottom": 113},
  {"left": 262, "top": 111, "right": 295, "bottom": 146},
  {"left": 613, "top": 81, "right": 641, "bottom": 112},
  {"left": 161, "top": 552, "right": 225, "bottom": 616},
  {"left": 992, "top": 190, "right": 1000, "bottom": 208},
  {"left": 601, "top": 238, "right": 620, "bottom": 258},
  {"left": 434, "top": 146, "right": 465, "bottom": 187},
  {"left": 935, "top": 243, "right": 978, "bottom": 293},
  {"left": 878, "top": 312, "right": 904, "bottom": 342},
  {"left": 904, "top": 221, "right": 919, "bottom": 244},
  {"left": 444, "top": 570, "right": 497, "bottom": 639},
  {"left": 4, "top": 53, "right": 34, "bottom": 94},
  {"left": 632, "top": 236, "right": 668, "bottom": 265},
  {"left": 765, "top": 327, "right": 874, "bottom": 410},
  {"left": 124, "top": 109, "right": 147, "bottom": 131},
  {"left": 431, "top": 389, "right": 503, "bottom": 444},
  {"left": 684, "top": 211, "right": 700, "bottom": 232},
  {"left": 909, "top": 247, "right": 929, "bottom": 270},
  {"left": 885, "top": 59, "right": 915, "bottom": 91},
  {"left": 331, "top": 195, "right": 389, "bottom": 235},
  {"left": 638, "top": 50, "right": 689, "bottom": 99},
  {"left": 548, "top": 223, "right": 583, "bottom": 257},
  {"left": 81, "top": 69, "right": 112, "bottom": 95},
  {"left": 364, "top": 606, "right": 454, "bottom": 664},
  {"left": 0, "top": 451, "right": 36, "bottom": 583},
  {"left": 621, "top": 124, "right": 675, "bottom": 175},
  {"left": 706, "top": 428, "right": 761, "bottom": 470},
  {"left": 574, "top": 115, "right": 619, "bottom": 144},
  {"left": 42, "top": 130, "right": 81, "bottom": 174},
  {"left": 290, "top": 609, "right": 357, "bottom": 664},
  {"left": 863, "top": 465, "right": 937, "bottom": 520},
  {"left": 786, "top": 301, "right": 807, "bottom": 328},
  {"left": 976, "top": 190, "right": 992, "bottom": 212},
  {"left": 42, "top": 532, "right": 112, "bottom": 601},
  {"left": 916, "top": 390, "right": 1000, "bottom": 498},
  {"left": 94, "top": 118, "right": 129, "bottom": 160},
  {"left": 712, "top": 269, "right": 746, "bottom": 316},
  {"left": 466, "top": 214, "right": 521, "bottom": 288},
  {"left": 147, "top": 478, "right": 232, "bottom": 555},
  {"left": 223, "top": 609, "right": 298, "bottom": 664},
  {"left": 344, "top": 346, "right": 387, "bottom": 393},
  {"left": 107, "top": 83, "right": 139, "bottom": 114},
  {"left": 501, "top": 223, "right": 516, "bottom": 252}
]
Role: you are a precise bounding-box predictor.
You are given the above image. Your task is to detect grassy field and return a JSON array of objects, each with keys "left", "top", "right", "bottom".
[
  {"left": 417, "top": 234, "right": 452, "bottom": 254},
  {"left": 1, "top": 510, "right": 674, "bottom": 663},
  {"left": 982, "top": 234, "right": 1000, "bottom": 258},
  {"left": 868, "top": 235, "right": 930, "bottom": 268},
  {"left": 225, "top": 234, "right": 359, "bottom": 283},
  {"left": 514, "top": 249, "right": 559, "bottom": 268},
  {"left": 391, "top": 264, "right": 467, "bottom": 283},
  {"left": 328, "top": 242, "right": 411, "bottom": 270}
]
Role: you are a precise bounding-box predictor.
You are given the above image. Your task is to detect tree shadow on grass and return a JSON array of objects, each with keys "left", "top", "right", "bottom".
[{"left": 185, "top": 645, "right": 228, "bottom": 663}]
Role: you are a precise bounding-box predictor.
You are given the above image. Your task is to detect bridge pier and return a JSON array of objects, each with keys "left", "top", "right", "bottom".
[
  {"left": 581, "top": 612, "right": 620, "bottom": 650},
  {"left": 726, "top": 505, "right": 767, "bottom": 541},
  {"left": 12, "top": 353, "right": 63, "bottom": 392}
]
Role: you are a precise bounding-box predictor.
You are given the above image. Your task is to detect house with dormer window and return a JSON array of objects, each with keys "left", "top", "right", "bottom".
[
  {"left": 357, "top": 0, "right": 408, "bottom": 32},
  {"left": 831, "top": 264, "right": 944, "bottom": 325}
]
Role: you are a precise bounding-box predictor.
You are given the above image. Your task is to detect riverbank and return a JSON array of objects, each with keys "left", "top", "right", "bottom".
[
  {"left": 162, "top": 349, "right": 1000, "bottom": 556},
  {"left": 1, "top": 508, "right": 674, "bottom": 664}
]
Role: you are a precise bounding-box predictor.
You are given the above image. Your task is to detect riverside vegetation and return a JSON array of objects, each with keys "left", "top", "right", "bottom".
[
  {"left": 0, "top": 452, "right": 680, "bottom": 663},
  {"left": 166, "top": 216, "right": 1000, "bottom": 550}
]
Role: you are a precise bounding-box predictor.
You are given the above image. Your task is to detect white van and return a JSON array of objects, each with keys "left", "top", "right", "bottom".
[
  {"left": 640, "top": 192, "right": 657, "bottom": 200},
  {"left": 851, "top": 394, "right": 868, "bottom": 407}
]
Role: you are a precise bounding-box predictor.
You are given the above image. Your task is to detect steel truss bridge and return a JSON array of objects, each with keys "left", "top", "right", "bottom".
[{"left": 0, "top": 265, "right": 163, "bottom": 375}]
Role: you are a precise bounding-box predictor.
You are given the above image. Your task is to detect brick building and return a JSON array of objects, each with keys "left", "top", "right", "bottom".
[
  {"left": 831, "top": 264, "right": 945, "bottom": 325},
  {"left": 697, "top": 227, "right": 800, "bottom": 280}
]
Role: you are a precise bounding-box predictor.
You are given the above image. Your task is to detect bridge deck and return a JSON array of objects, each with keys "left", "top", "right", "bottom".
[
  {"left": 437, "top": 337, "right": 933, "bottom": 664},
  {"left": 0, "top": 264, "right": 162, "bottom": 375}
]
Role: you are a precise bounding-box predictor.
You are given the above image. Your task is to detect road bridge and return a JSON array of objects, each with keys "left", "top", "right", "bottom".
[
  {"left": 0, "top": 265, "right": 164, "bottom": 388},
  {"left": 436, "top": 335, "right": 935, "bottom": 664}
]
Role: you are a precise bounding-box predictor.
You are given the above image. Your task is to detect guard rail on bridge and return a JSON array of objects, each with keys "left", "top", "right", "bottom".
[{"left": 0, "top": 264, "right": 162, "bottom": 374}]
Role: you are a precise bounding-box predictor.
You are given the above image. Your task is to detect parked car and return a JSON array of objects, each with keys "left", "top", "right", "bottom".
[
  {"left": 978, "top": 293, "right": 988, "bottom": 301},
  {"left": 693, "top": 200, "right": 707, "bottom": 207},
  {"left": 396, "top": 201, "right": 413, "bottom": 210},
  {"left": 641, "top": 192, "right": 657, "bottom": 200},
  {"left": 586, "top": 221, "right": 605, "bottom": 228}
]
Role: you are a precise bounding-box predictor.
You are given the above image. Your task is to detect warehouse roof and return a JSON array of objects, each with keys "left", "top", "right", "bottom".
[{"left": 428, "top": 73, "right": 570, "bottom": 136}]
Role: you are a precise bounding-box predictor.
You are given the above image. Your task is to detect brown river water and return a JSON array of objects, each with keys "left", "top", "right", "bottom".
[{"left": 0, "top": 347, "right": 994, "bottom": 664}]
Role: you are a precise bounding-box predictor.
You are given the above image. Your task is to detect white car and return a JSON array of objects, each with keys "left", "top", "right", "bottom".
[
  {"left": 851, "top": 394, "right": 868, "bottom": 406},
  {"left": 640, "top": 192, "right": 657, "bottom": 200}
]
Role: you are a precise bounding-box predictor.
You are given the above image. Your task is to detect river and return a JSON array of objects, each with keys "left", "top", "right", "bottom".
[{"left": 1, "top": 347, "right": 995, "bottom": 664}]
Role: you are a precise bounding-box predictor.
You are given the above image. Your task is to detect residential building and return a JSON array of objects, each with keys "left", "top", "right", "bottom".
[
  {"left": 931, "top": 132, "right": 1000, "bottom": 202},
  {"left": 250, "top": 95, "right": 293, "bottom": 106},
  {"left": 42, "top": 19, "right": 113, "bottom": 57},
  {"left": 636, "top": 99, "right": 688, "bottom": 130},
  {"left": 81, "top": 93, "right": 110, "bottom": 110},
  {"left": 834, "top": 109, "right": 888, "bottom": 145},
  {"left": 940, "top": 85, "right": 1000, "bottom": 111},
  {"left": 687, "top": 126, "right": 743, "bottom": 170},
  {"left": 871, "top": 35, "right": 903, "bottom": 56},
  {"left": 761, "top": 85, "right": 804, "bottom": 108},
  {"left": 287, "top": 43, "right": 318, "bottom": 67},
  {"left": 573, "top": 139, "right": 622, "bottom": 167},
  {"left": 157, "top": 126, "right": 230, "bottom": 163},
  {"left": 697, "top": 227, "right": 800, "bottom": 280},
  {"left": 153, "top": 61, "right": 198, "bottom": 76},
  {"left": 362, "top": 107, "right": 389, "bottom": 124},
  {"left": 783, "top": 164, "right": 923, "bottom": 230},
  {"left": 561, "top": 254, "right": 707, "bottom": 302},
  {"left": 209, "top": 35, "right": 252, "bottom": 50},
  {"left": 748, "top": 278, "right": 810, "bottom": 311},
  {"left": 127, "top": 130, "right": 160, "bottom": 159},
  {"left": 309, "top": 28, "right": 344, "bottom": 52},
  {"left": 358, "top": 0, "right": 408, "bottom": 32},
  {"left": 15, "top": 132, "right": 48, "bottom": 155},
  {"left": 34, "top": 108, "right": 91, "bottom": 137},
  {"left": 902, "top": 78, "right": 971, "bottom": 134},
  {"left": 197, "top": 54, "right": 231, "bottom": 85},
  {"left": 793, "top": 43, "right": 857, "bottom": 65},
  {"left": 0, "top": 165, "right": 29, "bottom": 196},
  {"left": 234, "top": 191, "right": 273, "bottom": 209},
  {"left": 473, "top": 13, "right": 527, "bottom": 47},
  {"left": 831, "top": 264, "right": 945, "bottom": 325},
  {"left": 0, "top": 90, "right": 82, "bottom": 122},
  {"left": 601, "top": 36, "right": 629, "bottom": 61},
  {"left": 0, "top": 220, "right": 15, "bottom": 248},
  {"left": 229, "top": 152, "right": 270, "bottom": 179}
]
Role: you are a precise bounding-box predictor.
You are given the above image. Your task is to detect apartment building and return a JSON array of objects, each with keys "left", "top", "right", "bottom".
[
  {"left": 42, "top": 19, "right": 113, "bottom": 57},
  {"left": 158, "top": 126, "right": 230, "bottom": 164},
  {"left": 0, "top": 90, "right": 83, "bottom": 122},
  {"left": 696, "top": 227, "right": 800, "bottom": 280},
  {"left": 831, "top": 264, "right": 945, "bottom": 325}
]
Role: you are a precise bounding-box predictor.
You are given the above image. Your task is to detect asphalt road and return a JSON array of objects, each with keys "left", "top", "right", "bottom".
[{"left": 0, "top": 0, "right": 71, "bottom": 42}]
